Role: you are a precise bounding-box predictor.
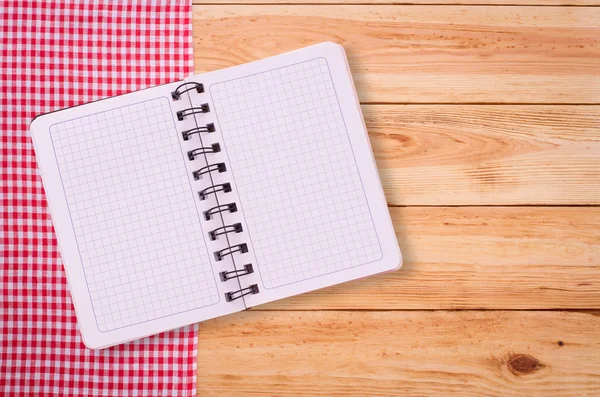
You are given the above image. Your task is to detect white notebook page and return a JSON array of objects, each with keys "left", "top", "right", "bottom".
[
  {"left": 213, "top": 58, "right": 382, "bottom": 287},
  {"left": 31, "top": 85, "right": 244, "bottom": 348},
  {"left": 50, "top": 97, "right": 220, "bottom": 330},
  {"left": 191, "top": 42, "right": 401, "bottom": 306}
]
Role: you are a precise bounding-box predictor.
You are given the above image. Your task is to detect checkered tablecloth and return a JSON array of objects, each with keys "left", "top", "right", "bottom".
[{"left": 1, "top": 1, "right": 198, "bottom": 395}]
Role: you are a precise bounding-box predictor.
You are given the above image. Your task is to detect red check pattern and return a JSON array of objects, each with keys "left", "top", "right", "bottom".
[{"left": 1, "top": 1, "right": 197, "bottom": 396}]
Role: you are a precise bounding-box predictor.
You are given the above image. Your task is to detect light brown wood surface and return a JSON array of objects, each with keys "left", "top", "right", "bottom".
[
  {"left": 198, "top": 310, "right": 600, "bottom": 396},
  {"left": 193, "top": 3, "right": 600, "bottom": 395},
  {"left": 257, "top": 207, "right": 600, "bottom": 310},
  {"left": 367, "top": 105, "right": 600, "bottom": 205}
]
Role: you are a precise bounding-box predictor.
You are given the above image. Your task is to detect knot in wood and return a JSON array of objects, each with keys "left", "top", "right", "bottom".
[{"left": 507, "top": 354, "right": 546, "bottom": 376}]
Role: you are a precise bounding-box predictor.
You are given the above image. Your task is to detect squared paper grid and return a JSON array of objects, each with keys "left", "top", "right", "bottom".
[
  {"left": 211, "top": 58, "right": 383, "bottom": 289},
  {"left": 49, "top": 98, "right": 219, "bottom": 332},
  {"left": 1, "top": 1, "right": 198, "bottom": 396}
]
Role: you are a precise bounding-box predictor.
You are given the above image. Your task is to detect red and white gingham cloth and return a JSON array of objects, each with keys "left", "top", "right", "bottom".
[{"left": 1, "top": 1, "right": 198, "bottom": 395}]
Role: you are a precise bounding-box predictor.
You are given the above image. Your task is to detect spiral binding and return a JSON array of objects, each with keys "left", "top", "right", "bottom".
[
  {"left": 177, "top": 104, "right": 210, "bottom": 121},
  {"left": 214, "top": 243, "right": 248, "bottom": 261},
  {"left": 209, "top": 223, "right": 243, "bottom": 241},
  {"left": 198, "top": 183, "right": 231, "bottom": 201},
  {"left": 182, "top": 123, "right": 215, "bottom": 141},
  {"left": 225, "top": 284, "right": 259, "bottom": 302},
  {"left": 188, "top": 143, "right": 220, "bottom": 161},
  {"left": 174, "top": 83, "right": 259, "bottom": 302},
  {"left": 192, "top": 163, "right": 226, "bottom": 181},
  {"left": 204, "top": 203, "right": 237, "bottom": 220},
  {"left": 220, "top": 264, "right": 253, "bottom": 281},
  {"left": 171, "top": 82, "right": 204, "bottom": 100}
]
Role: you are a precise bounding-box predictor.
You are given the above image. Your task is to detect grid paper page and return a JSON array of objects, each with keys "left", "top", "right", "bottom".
[
  {"left": 49, "top": 98, "right": 219, "bottom": 331},
  {"left": 211, "top": 58, "right": 383, "bottom": 289}
]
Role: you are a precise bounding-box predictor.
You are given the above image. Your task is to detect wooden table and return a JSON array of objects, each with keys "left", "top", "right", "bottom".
[{"left": 192, "top": 2, "right": 600, "bottom": 395}]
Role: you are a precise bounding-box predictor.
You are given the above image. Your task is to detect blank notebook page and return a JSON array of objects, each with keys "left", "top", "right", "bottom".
[
  {"left": 48, "top": 97, "right": 219, "bottom": 331},
  {"left": 211, "top": 58, "right": 383, "bottom": 290}
]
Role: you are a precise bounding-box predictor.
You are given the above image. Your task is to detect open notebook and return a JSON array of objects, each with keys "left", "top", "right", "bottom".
[{"left": 31, "top": 42, "right": 402, "bottom": 348}]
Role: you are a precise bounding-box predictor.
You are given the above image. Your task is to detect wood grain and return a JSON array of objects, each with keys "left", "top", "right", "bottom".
[
  {"left": 253, "top": 206, "right": 600, "bottom": 310},
  {"left": 192, "top": 2, "right": 600, "bottom": 392},
  {"left": 192, "top": 6, "right": 600, "bottom": 103},
  {"left": 363, "top": 105, "right": 600, "bottom": 205},
  {"left": 197, "top": 310, "right": 600, "bottom": 396},
  {"left": 195, "top": 1, "right": 600, "bottom": 5}
]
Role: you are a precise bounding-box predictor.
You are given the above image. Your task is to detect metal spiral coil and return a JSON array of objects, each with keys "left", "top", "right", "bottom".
[
  {"left": 187, "top": 143, "right": 220, "bottom": 161},
  {"left": 225, "top": 284, "right": 259, "bottom": 302},
  {"left": 204, "top": 203, "right": 237, "bottom": 220},
  {"left": 173, "top": 82, "right": 257, "bottom": 302},
  {"left": 182, "top": 123, "right": 215, "bottom": 141},
  {"left": 209, "top": 223, "right": 243, "bottom": 241},
  {"left": 214, "top": 243, "right": 248, "bottom": 262},
  {"left": 171, "top": 82, "right": 204, "bottom": 100},
  {"left": 220, "top": 264, "right": 254, "bottom": 282},
  {"left": 177, "top": 104, "right": 210, "bottom": 120},
  {"left": 192, "top": 163, "right": 226, "bottom": 181}
]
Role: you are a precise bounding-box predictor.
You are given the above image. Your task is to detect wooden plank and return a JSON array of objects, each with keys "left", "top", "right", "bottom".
[
  {"left": 253, "top": 207, "right": 600, "bottom": 310},
  {"left": 192, "top": 6, "right": 600, "bottom": 103},
  {"left": 364, "top": 105, "right": 600, "bottom": 205},
  {"left": 195, "top": 1, "right": 600, "bottom": 5},
  {"left": 197, "top": 310, "right": 600, "bottom": 396}
]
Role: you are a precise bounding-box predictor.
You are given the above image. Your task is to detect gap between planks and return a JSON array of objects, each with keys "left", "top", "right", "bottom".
[
  {"left": 193, "top": 1, "right": 600, "bottom": 6},
  {"left": 247, "top": 308, "right": 600, "bottom": 313},
  {"left": 349, "top": 103, "right": 600, "bottom": 106},
  {"left": 387, "top": 204, "right": 600, "bottom": 207}
]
